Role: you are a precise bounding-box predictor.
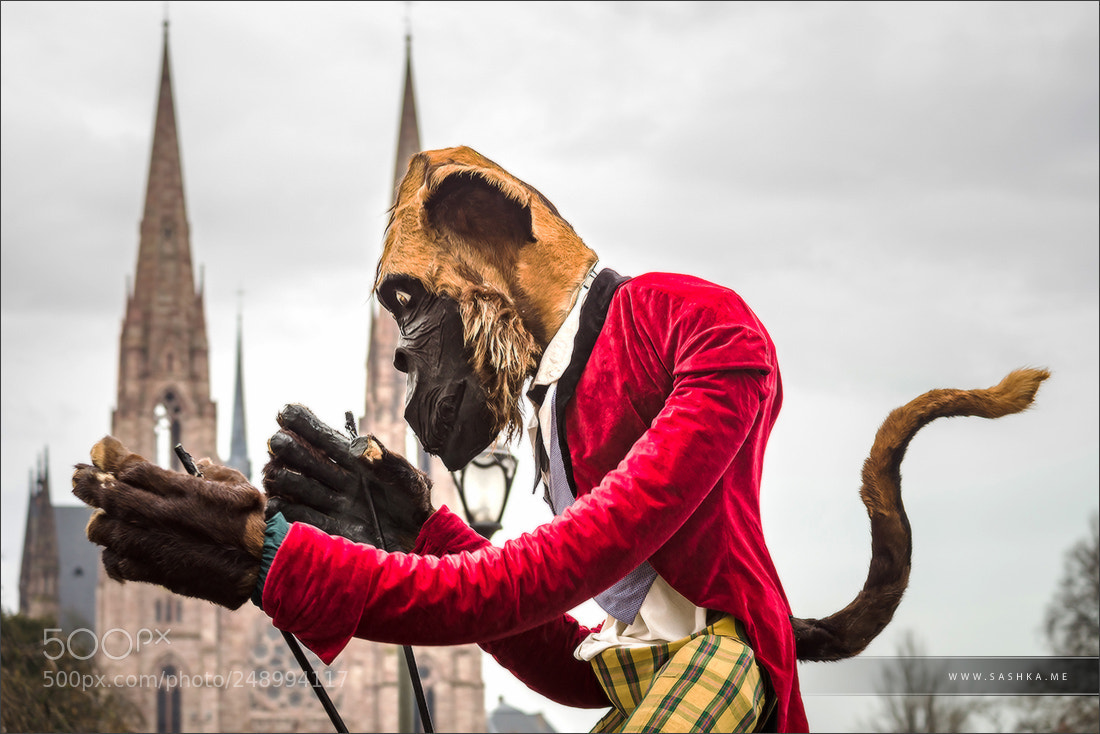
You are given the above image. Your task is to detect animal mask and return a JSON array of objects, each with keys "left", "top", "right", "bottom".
[{"left": 374, "top": 146, "right": 598, "bottom": 467}]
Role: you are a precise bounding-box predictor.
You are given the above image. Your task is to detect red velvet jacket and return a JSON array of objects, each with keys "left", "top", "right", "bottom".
[{"left": 260, "top": 272, "right": 809, "bottom": 732}]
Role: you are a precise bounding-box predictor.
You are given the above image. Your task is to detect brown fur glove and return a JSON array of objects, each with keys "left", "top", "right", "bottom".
[
  {"left": 263, "top": 404, "right": 434, "bottom": 552},
  {"left": 71, "top": 436, "right": 266, "bottom": 610}
]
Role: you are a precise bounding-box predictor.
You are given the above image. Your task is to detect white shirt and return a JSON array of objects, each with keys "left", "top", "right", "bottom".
[{"left": 525, "top": 267, "right": 709, "bottom": 661}]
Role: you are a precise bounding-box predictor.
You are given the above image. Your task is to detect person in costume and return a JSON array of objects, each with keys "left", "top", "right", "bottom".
[{"left": 73, "top": 146, "right": 1048, "bottom": 734}]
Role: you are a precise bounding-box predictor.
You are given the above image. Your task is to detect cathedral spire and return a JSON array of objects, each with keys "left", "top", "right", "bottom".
[
  {"left": 113, "top": 20, "right": 216, "bottom": 465},
  {"left": 226, "top": 302, "right": 252, "bottom": 480},
  {"left": 134, "top": 19, "right": 194, "bottom": 300}
]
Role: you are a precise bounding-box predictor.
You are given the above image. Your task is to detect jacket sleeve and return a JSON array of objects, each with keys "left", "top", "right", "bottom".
[
  {"left": 411, "top": 507, "right": 610, "bottom": 708},
  {"left": 259, "top": 368, "right": 765, "bottom": 654}
]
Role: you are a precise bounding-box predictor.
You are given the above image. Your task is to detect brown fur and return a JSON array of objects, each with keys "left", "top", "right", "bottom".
[
  {"left": 457, "top": 284, "right": 539, "bottom": 439},
  {"left": 374, "top": 147, "right": 598, "bottom": 438},
  {"left": 74, "top": 437, "right": 266, "bottom": 610},
  {"left": 791, "top": 368, "right": 1050, "bottom": 661}
]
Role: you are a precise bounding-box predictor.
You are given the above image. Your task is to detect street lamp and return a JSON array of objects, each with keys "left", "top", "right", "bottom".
[{"left": 451, "top": 444, "right": 518, "bottom": 539}]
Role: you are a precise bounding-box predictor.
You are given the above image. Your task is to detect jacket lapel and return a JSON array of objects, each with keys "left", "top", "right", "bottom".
[{"left": 552, "top": 268, "right": 632, "bottom": 498}]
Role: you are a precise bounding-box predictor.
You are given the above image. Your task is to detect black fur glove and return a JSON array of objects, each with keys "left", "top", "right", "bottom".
[
  {"left": 263, "top": 404, "right": 434, "bottom": 553},
  {"left": 72, "top": 437, "right": 266, "bottom": 610}
]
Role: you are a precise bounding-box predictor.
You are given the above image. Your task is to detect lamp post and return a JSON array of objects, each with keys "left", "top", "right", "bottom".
[{"left": 451, "top": 445, "right": 518, "bottom": 539}]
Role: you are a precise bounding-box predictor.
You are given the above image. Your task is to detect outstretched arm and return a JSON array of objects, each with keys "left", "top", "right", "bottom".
[{"left": 259, "top": 368, "right": 765, "bottom": 655}]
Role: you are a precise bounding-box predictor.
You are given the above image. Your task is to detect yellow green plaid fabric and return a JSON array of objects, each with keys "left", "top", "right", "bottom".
[{"left": 588, "top": 616, "right": 768, "bottom": 733}]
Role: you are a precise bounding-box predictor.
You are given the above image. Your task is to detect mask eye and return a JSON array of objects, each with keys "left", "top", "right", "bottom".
[{"left": 377, "top": 275, "right": 424, "bottom": 317}]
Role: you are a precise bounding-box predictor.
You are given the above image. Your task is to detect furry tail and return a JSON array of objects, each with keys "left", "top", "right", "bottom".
[{"left": 791, "top": 368, "right": 1050, "bottom": 661}]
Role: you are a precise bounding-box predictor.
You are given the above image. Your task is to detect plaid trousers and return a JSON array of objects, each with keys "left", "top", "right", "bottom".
[{"left": 589, "top": 616, "right": 771, "bottom": 733}]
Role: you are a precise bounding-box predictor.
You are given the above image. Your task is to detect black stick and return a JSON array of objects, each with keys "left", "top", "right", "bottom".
[
  {"left": 281, "top": 630, "right": 349, "bottom": 733},
  {"left": 173, "top": 444, "right": 203, "bottom": 478},
  {"left": 174, "top": 443, "right": 349, "bottom": 734},
  {"left": 345, "top": 413, "right": 435, "bottom": 734}
]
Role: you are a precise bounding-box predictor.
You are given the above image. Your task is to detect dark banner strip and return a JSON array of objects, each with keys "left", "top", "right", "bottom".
[{"left": 799, "top": 656, "right": 1099, "bottom": 696}]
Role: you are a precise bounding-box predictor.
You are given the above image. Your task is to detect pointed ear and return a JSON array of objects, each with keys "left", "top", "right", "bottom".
[{"left": 422, "top": 170, "right": 536, "bottom": 247}]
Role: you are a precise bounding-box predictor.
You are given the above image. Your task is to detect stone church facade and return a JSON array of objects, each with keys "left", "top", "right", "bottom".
[{"left": 19, "top": 21, "right": 486, "bottom": 734}]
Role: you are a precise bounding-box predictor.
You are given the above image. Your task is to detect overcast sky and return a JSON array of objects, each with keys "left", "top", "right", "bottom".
[{"left": 2, "top": 2, "right": 1097, "bottom": 731}]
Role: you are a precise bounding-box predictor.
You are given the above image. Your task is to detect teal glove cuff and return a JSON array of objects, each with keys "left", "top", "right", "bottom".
[{"left": 252, "top": 512, "right": 290, "bottom": 607}]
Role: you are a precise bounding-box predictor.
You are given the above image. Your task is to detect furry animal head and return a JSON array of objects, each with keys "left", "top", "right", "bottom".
[{"left": 374, "top": 146, "right": 599, "bottom": 441}]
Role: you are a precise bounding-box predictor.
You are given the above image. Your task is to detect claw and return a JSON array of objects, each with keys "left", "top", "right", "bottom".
[
  {"left": 90, "top": 436, "right": 123, "bottom": 471},
  {"left": 85, "top": 508, "right": 108, "bottom": 543},
  {"left": 351, "top": 436, "right": 384, "bottom": 463}
]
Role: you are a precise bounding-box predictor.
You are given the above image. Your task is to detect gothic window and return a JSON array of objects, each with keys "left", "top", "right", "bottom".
[
  {"left": 156, "top": 664, "right": 181, "bottom": 733},
  {"left": 156, "top": 596, "right": 182, "bottom": 623},
  {"left": 154, "top": 404, "right": 171, "bottom": 469},
  {"left": 155, "top": 394, "right": 183, "bottom": 471}
]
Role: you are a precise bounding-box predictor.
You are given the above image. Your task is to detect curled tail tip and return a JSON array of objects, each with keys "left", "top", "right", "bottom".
[
  {"left": 995, "top": 367, "right": 1051, "bottom": 412},
  {"left": 1004, "top": 366, "right": 1051, "bottom": 384}
]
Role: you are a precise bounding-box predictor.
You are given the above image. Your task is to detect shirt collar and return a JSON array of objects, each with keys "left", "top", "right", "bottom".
[{"left": 531, "top": 264, "right": 599, "bottom": 389}]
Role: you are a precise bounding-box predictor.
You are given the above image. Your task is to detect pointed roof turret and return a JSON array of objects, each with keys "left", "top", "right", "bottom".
[
  {"left": 145, "top": 23, "right": 186, "bottom": 219},
  {"left": 19, "top": 448, "right": 59, "bottom": 620},
  {"left": 226, "top": 305, "right": 252, "bottom": 480},
  {"left": 392, "top": 33, "right": 422, "bottom": 194}
]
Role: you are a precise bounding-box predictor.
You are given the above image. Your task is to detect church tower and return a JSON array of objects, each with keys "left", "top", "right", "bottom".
[
  {"left": 98, "top": 23, "right": 351, "bottom": 734},
  {"left": 361, "top": 32, "right": 488, "bottom": 734},
  {"left": 97, "top": 22, "right": 236, "bottom": 733}
]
